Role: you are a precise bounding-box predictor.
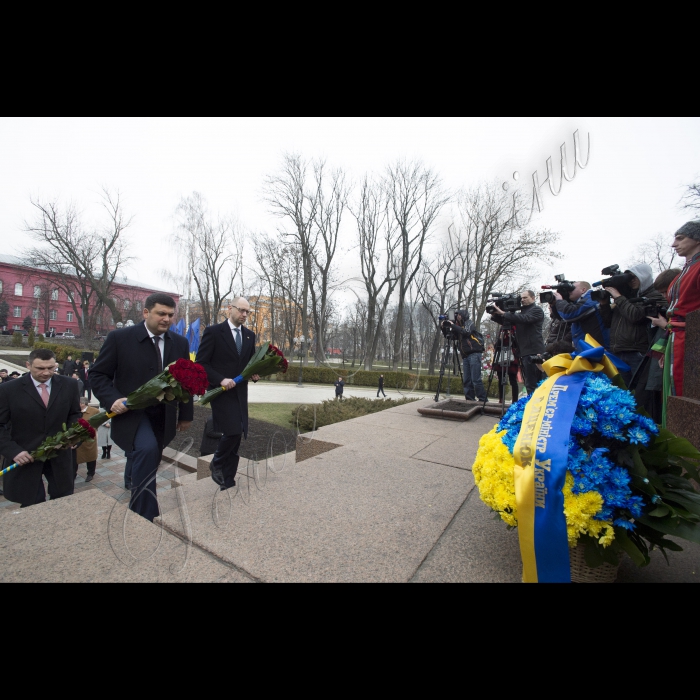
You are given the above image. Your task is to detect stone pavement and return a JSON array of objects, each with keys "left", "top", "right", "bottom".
[
  {"left": 248, "top": 381, "right": 435, "bottom": 404},
  {"left": 1, "top": 397, "right": 698, "bottom": 583},
  {"left": 0, "top": 446, "right": 179, "bottom": 513}
]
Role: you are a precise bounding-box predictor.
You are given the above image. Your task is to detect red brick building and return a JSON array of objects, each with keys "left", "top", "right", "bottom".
[{"left": 0, "top": 255, "right": 180, "bottom": 337}]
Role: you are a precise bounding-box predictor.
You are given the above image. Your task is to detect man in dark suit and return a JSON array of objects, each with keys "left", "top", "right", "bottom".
[
  {"left": 0, "top": 349, "right": 82, "bottom": 508},
  {"left": 197, "top": 298, "right": 259, "bottom": 491},
  {"left": 63, "top": 355, "right": 78, "bottom": 377},
  {"left": 90, "top": 294, "right": 193, "bottom": 523}
]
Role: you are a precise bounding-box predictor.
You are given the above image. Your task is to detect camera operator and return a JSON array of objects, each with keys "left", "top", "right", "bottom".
[
  {"left": 653, "top": 221, "right": 700, "bottom": 404},
  {"left": 553, "top": 282, "right": 610, "bottom": 351},
  {"left": 599, "top": 263, "right": 662, "bottom": 386},
  {"left": 490, "top": 291, "right": 545, "bottom": 396},
  {"left": 442, "top": 310, "right": 488, "bottom": 403},
  {"left": 637, "top": 269, "right": 682, "bottom": 422},
  {"left": 546, "top": 307, "right": 574, "bottom": 355}
]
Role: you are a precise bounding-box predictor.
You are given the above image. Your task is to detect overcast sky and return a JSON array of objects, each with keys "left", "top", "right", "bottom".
[{"left": 1, "top": 117, "right": 698, "bottom": 298}]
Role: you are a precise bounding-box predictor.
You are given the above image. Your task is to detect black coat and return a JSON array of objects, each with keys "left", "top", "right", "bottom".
[
  {"left": 0, "top": 374, "right": 82, "bottom": 505},
  {"left": 90, "top": 322, "right": 194, "bottom": 452},
  {"left": 492, "top": 304, "right": 546, "bottom": 357},
  {"left": 63, "top": 360, "right": 78, "bottom": 377},
  {"left": 196, "top": 322, "right": 256, "bottom": 438},
  {"left": 78, "top": 365, "right": 92, "bottom": 389}
]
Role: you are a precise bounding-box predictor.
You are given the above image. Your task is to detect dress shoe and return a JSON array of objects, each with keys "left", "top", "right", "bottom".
[{"left": 86, "top": 474, "right": 95, "bottom": 483}]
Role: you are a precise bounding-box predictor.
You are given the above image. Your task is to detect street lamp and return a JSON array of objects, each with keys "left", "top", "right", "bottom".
[{"left": 294, "top": 336, "right": 306, "bottom": 388}]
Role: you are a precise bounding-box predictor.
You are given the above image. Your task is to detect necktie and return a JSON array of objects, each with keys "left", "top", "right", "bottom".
[
  {"left": 39, "top": 383, "right": 50, "bottom": 408},
  {"left": 153, "top": 336, "right": 163, "bottom": 372},
  {"left": 235, "top": 328, "right": 242, "bottom": 354}
]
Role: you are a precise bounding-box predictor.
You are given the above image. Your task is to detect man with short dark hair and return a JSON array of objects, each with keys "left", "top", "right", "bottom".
[
  {"left": 491, "top": 291, "right": 546, "bottom": 395},
  {"left": 91, "top": 294, "right": 193, "bottom": 522},
  {"left": 554, "top": 281, "right": 611, "bottom": 351},
  {"left": 377, "top": 375, "right": 387, "bottom": 398},
  {"left": 0, "top": 349, "right": 82, "bottom": 508},
  {"left": 63, "top": 355, "right": 77, "bottom": 377},
  {"left": 0, "top": 370, "right": 10, "bottom": 383}
]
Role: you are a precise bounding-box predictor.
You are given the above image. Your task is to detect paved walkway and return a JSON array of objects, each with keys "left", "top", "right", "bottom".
[
  {"left": 0, "top": 446, "right": 178, "bottom": 513},
  {"left": 2, "top": 397, "right": 697, "bottom": 582},
  {"left": 248, "top": 382, "right": 436, "bottom": 404}
]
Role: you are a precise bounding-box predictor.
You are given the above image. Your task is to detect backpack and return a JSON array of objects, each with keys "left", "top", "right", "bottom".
[{"left": 463, "top": 323, "right": 486, "bottom": 354}]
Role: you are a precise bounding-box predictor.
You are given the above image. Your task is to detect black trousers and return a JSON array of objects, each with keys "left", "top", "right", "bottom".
[
  {"left": 210, "top": 434, "right": 243, "bottom": 490},
  {"left": 377, "top": 387, "right": 386, "bottom": 397},
  {"left": 21, "top": 459, "right": 74, "bottom": 509},
  {"left": 521, "top": 356, "right": 544, "bottom": 395},
  {"left": 499, "top": 374, "right": 520, "bottom": 405}
]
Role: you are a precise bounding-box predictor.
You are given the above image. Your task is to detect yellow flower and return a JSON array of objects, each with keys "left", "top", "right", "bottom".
[{"left": 473, "top": 428, "right": 616, "bottom": 549}]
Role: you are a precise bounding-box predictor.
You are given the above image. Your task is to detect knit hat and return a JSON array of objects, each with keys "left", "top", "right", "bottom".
[{"left": 676, "top": 220, "right": 700, "bottom": 241}]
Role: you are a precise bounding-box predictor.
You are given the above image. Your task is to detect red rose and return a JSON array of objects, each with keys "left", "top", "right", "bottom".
[{"left": 78, "top": 419, "right": 97, "bottom": 440}]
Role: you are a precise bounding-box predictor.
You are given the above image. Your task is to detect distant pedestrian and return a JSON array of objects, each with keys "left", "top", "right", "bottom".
[
  {"left": 335, "top": 377, "right": 345, "bottom": 401},
  {"left": 98, "top": 419, "right": 113, "bottom": 463},
  {"left": 71, "top": 372, "right": 84, "bottom": 397},
  {"left": 377, "top": 375, "right": 387, "bottom": 398},
  {"left": 75, "top": 398, "right": 100, "bottom": 482},
  {"left": 78, "top": 360, "right": 93, "bottom": 403},
  {"left": 0, "top": 370, "right": 9, "bottom": 383},
  {"left": 63, "top": 355, "right": 78, "bottom": 377}
]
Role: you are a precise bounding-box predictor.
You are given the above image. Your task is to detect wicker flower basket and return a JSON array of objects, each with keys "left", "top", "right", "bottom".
[{"left": 570, "top": 545, "right": 622, "bottom": 584}]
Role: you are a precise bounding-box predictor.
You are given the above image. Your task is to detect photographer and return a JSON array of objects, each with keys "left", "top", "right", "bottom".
[
  {"left": 546, "top": 308, "right": 574, "bottom": 355},
  {"left": 601, "top": 263, "right": 662, "bottom": 386},
  {"left": 553, "top": 282, "right": 610, "bottom": 351},
  {"left": 443, "top": 311, "right": 488, "bottom": 403},
  {"left": 490, "top": 291, "right": 545, "bottom": 396},
  {"left": 637, "top": 269, "right": 682, "bottom": 422}
]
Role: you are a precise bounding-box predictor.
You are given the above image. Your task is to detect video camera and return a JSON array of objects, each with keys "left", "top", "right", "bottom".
[
  {"left": 487, "top": 293, "right": 522, "bottom": 315},
  {"left": 593, "top": 264, "right": 636, "bottom": 300},
  {"left": 439, "top": 310, "right": 458, "bottom": 340},
  {"left": 541, "top": 274, "right": 576, "bottom": 304},
  {"left": 629, "top": 297, "right": 669, "bottom": 320}
]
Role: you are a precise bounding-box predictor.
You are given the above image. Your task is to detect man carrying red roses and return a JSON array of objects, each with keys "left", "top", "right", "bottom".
[
  {"left": 197, "top": 298, "right": 260, "bottom": 491},
  {"left": 91, "top": 294, "right": 193, "bottom": 523},
  {"left": 0, "top": 349, "right": 82, "bottom": 508}
]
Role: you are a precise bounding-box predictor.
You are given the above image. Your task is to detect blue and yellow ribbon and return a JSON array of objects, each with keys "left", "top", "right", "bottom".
[{"left": 514, "top": 335, "right": 627, "bottom": 584}]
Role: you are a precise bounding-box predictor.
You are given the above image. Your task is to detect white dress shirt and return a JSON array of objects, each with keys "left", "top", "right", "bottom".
[
  {"left": 147, "top": 328, "right": 166, "bottom": 367},
  {"left": 31, "top": 376, "right": 52, "bottom": 397},
  {"left": 228, "top": 320, "right": 243, "bottom": 347}
]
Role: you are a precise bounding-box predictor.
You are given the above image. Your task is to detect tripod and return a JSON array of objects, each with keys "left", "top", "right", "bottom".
[
  {"left": 484, "top": 323, "right": 523, "bottom": 418},
  {"left": 435, "top": 333, "right": 464, "bottom": 403}
]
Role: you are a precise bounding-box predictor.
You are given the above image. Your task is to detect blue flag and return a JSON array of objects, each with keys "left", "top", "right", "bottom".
[
  {"left": 187, "top": 319, "right": 201, "bottom": 360},
  {"left": 177, "top": 319, "right": 186, "bottom": 337}
]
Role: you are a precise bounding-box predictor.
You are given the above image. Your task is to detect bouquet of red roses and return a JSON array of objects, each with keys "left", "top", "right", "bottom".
[
  {"left": 199, "top": 343, "right": 289, "bottom": 407},
  {"left": 87, "top": 358, "right": 210, "bottom": 430},
  {"left": 0, "top": 418, "right": 98, "bottom": 478},
  {"left": 1, "top": 359, "right": 212, "bottom": 478}
]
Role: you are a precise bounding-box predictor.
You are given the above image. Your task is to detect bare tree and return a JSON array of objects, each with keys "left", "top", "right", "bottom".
[
  {"left": 455, "top": 183, "right": 561, "bottom": 325},
  {"left": 307, "top": 162, "right": 348, "bottom": 364},
  {"left": 264, "top": 154, "right": 319, "bottom": 365},
  {"left": 352, "top": 176, "right": 401, "bottom": 370},
  {"left": 384, "top": 160, "right": 450, "bottom": 370},
  {"left": 174, "top": 193, "right": 244, "bottom": 328},
  {"left": 634, "top": 232, "right": 678, "bottom": 275},
  {"left": 23, "top": 189, "right": 134, "bottom": 336},
  {"left": 681, "top": 182, "right": 700, "bottom": 214}
]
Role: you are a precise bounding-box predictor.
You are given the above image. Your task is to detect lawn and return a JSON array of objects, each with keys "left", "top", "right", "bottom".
[{"left": 248, "top": 403, "right": 302, "bottom": 430}]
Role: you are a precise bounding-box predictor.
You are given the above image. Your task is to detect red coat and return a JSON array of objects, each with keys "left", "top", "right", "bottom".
[{"left": 669, "top": 253, "right": 700, "bottom": 396}]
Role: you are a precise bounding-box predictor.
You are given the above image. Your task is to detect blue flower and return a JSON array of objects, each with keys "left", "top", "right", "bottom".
[{"left": 614, "top": 519, "right": 637, "bottom": 532}]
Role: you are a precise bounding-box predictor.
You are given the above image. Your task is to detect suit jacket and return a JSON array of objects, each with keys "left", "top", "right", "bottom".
[
  {"left": 196, "top": 322, "right": 256, "bottom": 438},
  {"left": 78, "top": 365, "right": 92, "bottom": 389},
  {"left": 90, "top": 322, "right": 194, "bottom": 452},
  {"left": 63, "top": 360, "right": 78, "bottom": 377},
  {"left": 0, "top": 374, "right": 82, "bottom": 505}
]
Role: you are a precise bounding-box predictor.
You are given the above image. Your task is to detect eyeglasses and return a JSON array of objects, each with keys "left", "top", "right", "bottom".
[{"left": 232, "top": 306, "right": 250, "bottom": 316}]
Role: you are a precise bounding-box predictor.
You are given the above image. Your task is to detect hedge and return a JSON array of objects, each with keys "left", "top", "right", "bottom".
[
  {"left": 266, "top": 366, "right": 468, "bottom": 395},
  {"left": 33, "top": 342, "right": 98, "bottom": 364}
]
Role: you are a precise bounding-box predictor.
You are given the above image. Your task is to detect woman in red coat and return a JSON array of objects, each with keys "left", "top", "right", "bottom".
[{"left": 657, "top": 221, "right": 700, "bottom": 425}]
